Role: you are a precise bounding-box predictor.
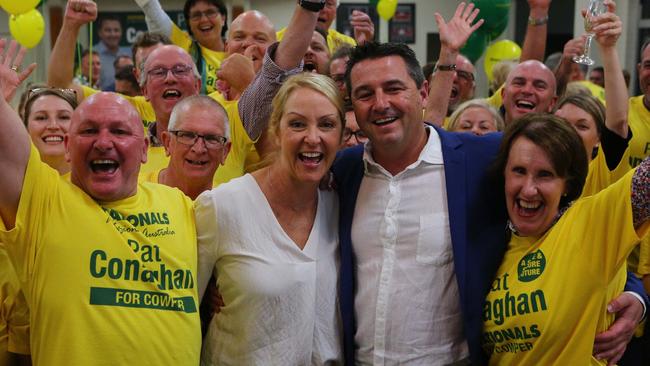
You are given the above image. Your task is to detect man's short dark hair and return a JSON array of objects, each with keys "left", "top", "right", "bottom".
[
  {"left": 344, "top": 42, "right": 424, "bottom": 98},
  {"left": 422, "top": 61, "right": 436, "bottom": 82},
  {"left": 81, "top": 49, "right": 99, "bottom": 59},
  {"left": 640, "top": 38, "right": 650, "bottom": 60},
  {"left": 115, "top": 65, "right": 140, "bottom": 93},
  {"left": 113, "top": 55, "right": 133, "bottom": 69},
  {"left": 131, "top": 32, "right": 172, "bottom": 67},
  {"left": 183, "top": 0, "right": 228, "bottom": 37},
  {"left": 97, "top": 15, "right": 121, "bottom": 30}
]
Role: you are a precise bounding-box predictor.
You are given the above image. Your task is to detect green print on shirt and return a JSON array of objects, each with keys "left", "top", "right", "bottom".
[
  {"left": 518, "top": 250, "right": 546, "bottom": 282},
  {"left": 89, "top": 287, "right": 197, "bottom": 313},
  {"left": 102, "top": 207, "right": 170, "bottom": 227},
  {"left": 483, "top": 289, "right": 548, "bottom": 325}
]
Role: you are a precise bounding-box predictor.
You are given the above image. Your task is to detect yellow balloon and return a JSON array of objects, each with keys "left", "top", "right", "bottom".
[
  {"left": 0, "top": 0, "right": 39, "bottom": 15},
  {"left": 9, "top": 9, "right": 45, "bottom": 49},
  {"left": 377, "top": 0, "right": 398, "bottom": 21},
  {"left": 483, "top": 40, "right": 522, "bottom": 82}
]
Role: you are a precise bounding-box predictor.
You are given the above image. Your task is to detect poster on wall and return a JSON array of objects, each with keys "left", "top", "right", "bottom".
[
  {"left": 92, "top": 11, "right": 185, "bottom": 47},
  {"left": 389, "top": 4, "right": 415, "bottom": 44},
  {"left": 336, "top": 3, "right": 380, "bottom": 42}
]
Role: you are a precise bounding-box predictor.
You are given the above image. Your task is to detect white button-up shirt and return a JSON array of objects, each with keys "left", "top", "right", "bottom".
[{"left": 352, "top": 127, "right": 469, "bottom": 365}]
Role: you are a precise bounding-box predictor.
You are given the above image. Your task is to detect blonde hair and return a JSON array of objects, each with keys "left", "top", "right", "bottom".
[
  {"left": 259, "top": 73, "right": 345, "bottom": 168},
  {"left": 448, "top": 99, "right": 504, "bottom": 132},
  {"left": 489, "top": 60, "right": 517, "bottom": 95}
]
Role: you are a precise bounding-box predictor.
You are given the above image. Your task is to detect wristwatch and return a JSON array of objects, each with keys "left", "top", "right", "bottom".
[
  {"left": 298, "top": 0, "right": 326, "bottom": 12},
  {"left": 434, "top": 64, "right": 457, "bottom": 72}
]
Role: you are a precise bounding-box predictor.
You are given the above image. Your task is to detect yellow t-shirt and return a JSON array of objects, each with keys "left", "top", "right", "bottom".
[
  {"left": 581, "top": 145, "right": 631, "bottom": 198},
  {"left": 0, "top": 247, "right": 30, "bottom": 360},
  {"left": 575, "top": 80, "right": 606, "bottom": 105},
  {"left": 628, "top": 95, "right": 650, "bottom": 168},
  {"left": 82, "top": 86, "right": 157, "bottom": 130},
  {"left": 171, "top": 23, "right": 226, "bottom": 95},
  {"left": 208, "top": 94, "right": 255, "bottom": 186},
  {"left": 141, "top": 146, "right": 169, "bottom": 175},
  {"left": 482, "top": 171, "right": 649, "bottom": 365},
  {"left": 276, "top": 27, "right": 356, "bottom": 54},
  {"left": 0, "top": 145, "right": 201, "bottom": 366}
]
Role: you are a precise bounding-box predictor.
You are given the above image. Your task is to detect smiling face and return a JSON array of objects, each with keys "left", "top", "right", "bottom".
[
  {"left": 449, "top": 55, "right": 475, "bottom": 114},
  {"left": 502, "top": 60, "right": 557, "bottom": 125},
  {"left": 276, "top": 87, "right": 342, "bottom": 184},
  {"left": 329, "top": 56, "right": 348, "bottom": 98},
  {"left": 453, "top": 106, "right": 497, "bottom": 136},
  {"left": 98, "top": 19, "right": 123, "bottom": 50},
  {"left": 226, "top": 11, "right": 275, "bottom": 72},
  {"left": 505, "top": 136, "right": 566, "bottom": 237},
  {"left": 188, "top": 1, "right": 224, "bottom": 49},
  {"left": 303, "top": 31, "right": 330, "bottom": 74},
  {"left": 66, "top": 93, "right": 147, "bottom": 202},
  {"left": 350, "top": 55, "right": 427, "bottom": 160},
  {"left": 162, "top": 102, "right": 230, "bottom": 183},
  {"left": 27, "top": 95, "right": 74, "bottom": 160},
  {"left": 554, "top": 103, "right": 599, "bottom": 160},
  {"left": 142, "top": 46, "right": 201, "bottom": 128}
]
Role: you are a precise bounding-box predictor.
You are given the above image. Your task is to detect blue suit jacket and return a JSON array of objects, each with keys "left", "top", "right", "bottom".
[
  {"left": 331, "top": 125, "right": 650, "bottom": 365},
  {"left": 332, "top": 126, "right": 508, "bottom": 365}
]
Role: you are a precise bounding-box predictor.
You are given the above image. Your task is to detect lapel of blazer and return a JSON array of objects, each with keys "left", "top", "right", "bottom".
[{"left": 434, "top": 126, "right": 469, "bottom": 307}]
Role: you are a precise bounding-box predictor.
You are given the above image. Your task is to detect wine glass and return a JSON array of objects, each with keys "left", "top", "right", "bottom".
[{"left": 573, "top": 0, "right": 606, "bottom": 65}]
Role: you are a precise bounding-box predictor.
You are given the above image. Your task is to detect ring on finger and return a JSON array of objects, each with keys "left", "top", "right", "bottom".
[{"left": 10, "top": 65, "right": 18, "bottom": 72}]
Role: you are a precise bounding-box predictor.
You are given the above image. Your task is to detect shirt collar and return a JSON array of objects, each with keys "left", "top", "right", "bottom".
[{"left": 363, "top": 125, "right": 443, "bottom": 175}]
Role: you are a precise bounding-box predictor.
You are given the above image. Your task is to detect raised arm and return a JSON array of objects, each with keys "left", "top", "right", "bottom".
[
  {"left": 238, "top": 2, "right": 320, "bottom": 145},
  {"left": 553, "top": 36, "right": 584, "bottom": 98},
  {"left": 133, "top": 0, "right": 173, "bottom": 38},
  {"left": 47, "top": 0, "right": 97, "bottom": 104},
  {"left": 424, "top": 2, "right": 483, "bottom": 126},
  {"left": 0, "top": 40, "right": 35, "bottom": 229},
  {"left": 594, "top": 0, "right": 627, "bottom": 137},
  {"left": 520, "top": 0, "right": 552, "bottom": 62},
  {"left": 350, "top": 10, "right": 375, "bottom": 45}
]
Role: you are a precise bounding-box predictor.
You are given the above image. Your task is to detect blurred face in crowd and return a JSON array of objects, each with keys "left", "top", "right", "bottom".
[
  {"left": 27, "top": 94, "right": 74, "bottom": 161},
  {"left": 188, "top": 1, "right": 224, "bottom": 49},
  {"left": 142, "top": 46, "right": 201, "bottom": 126},
  {"left": 98, "top": 19, "right": 123, "bottom": 50},
  {"left": 501, "top": 60, "right": 557, "bottom": 125},
  {"left": 276, "top": 87, "right": 343, "bottom": 184},
  {"left": 341, "top": 109, "right": 367, "bottom": 148},
  {"left": 133, "top": 43, "right": 163, "bottom": 81},
  {"left": 303, "top": 31, "right": 330, "bottom": 75},
  {"left": 226, "top": 11, "right": 275, "bottom": 72},
  {"left": 349, "top": 55, "right": 427, "bottom": 156},
  {"left": 81, "top": 53, "right": 101, "bottom": 85},
  {"left": 448, "top": 55, "right": 475, "bottom": 114},
  {"left": 554, "top": 103, "right": 599, "bottom": 160},
  {"left": 588, "top": 69, "right": 604, "bottom": 87},
  {"left": 505, "top": 136, "right": 566, "bottom": 237},
  {"left": 162, "top": 102, "right": 230, "bottom": 185},
  {"left": 317, "top": 0, "right": 337, "bottom": 31},
  {"left": 115, "top": 56, "right": 134, "bottom": 70},
  {"left": 329, "top": 55, "right": 348, "bottom": 99},
  {"left": 637, "top": 44, "right": 650, "bottom": 103},
  {"left": 66, "top": 93, "right": 147, "bottom": 202},
  {"left": 451, "top": 106, "right": 498, "bottom": 136}
]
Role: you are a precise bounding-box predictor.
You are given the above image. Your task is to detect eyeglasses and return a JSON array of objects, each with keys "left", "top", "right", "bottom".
[
  {"left": 146, "top": 65, "right": 193, "bottom": 81},
  {"left": 189, "top": 8, "right": 220, "bottom": 22},
  {"left": 170, "top": 130, "right": 227, "bottom": 149},
  {"left": 455, "top": 70, "right": 475, "bottom": 82},
  {"left": 343, "top": 128, "right": 368, "bottom": 143}
]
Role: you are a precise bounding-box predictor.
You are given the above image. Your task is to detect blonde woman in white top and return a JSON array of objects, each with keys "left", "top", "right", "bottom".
[{"left": 195, "top": 72, "right": 344, "bottom": 365}]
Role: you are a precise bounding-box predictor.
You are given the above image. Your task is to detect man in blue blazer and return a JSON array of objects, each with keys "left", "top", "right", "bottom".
[{"left": 331, "top": 11, "right": 648, "bottom": 363}]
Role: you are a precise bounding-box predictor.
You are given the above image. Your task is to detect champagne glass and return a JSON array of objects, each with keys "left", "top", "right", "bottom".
[{"left": 573, "top": 0, "right": 606, "bottom": 65}]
